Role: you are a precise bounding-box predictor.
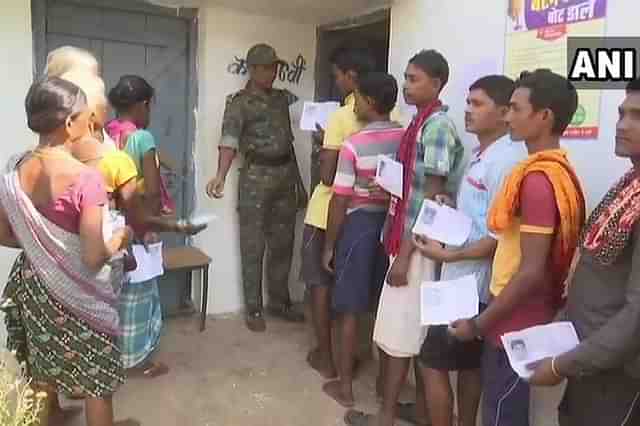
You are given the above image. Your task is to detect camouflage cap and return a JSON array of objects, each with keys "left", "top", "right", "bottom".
[{"left": 246, "top": 44, "right": 285, "bottom": 66}]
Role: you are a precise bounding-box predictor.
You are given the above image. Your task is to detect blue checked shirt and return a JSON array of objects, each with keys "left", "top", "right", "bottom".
[{"left": 401, "top": 108, "right": 464, "bottom": 241}]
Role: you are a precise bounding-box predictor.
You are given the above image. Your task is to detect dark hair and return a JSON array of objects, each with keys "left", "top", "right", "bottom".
[
  {"left": 329, "top": 47, "right": 376, "bottom": 78},
  {"left": 357, "top": 72, "right": 398, "bottom": 115},
  {"left": 25, "top": 77, "right": 87, "bottom": 134},
  {"left": 408, "top": 50, "right": 450, "bottom": 90},
  {"left": 469, "top": 75, "right": 515, "bottom": 107},
  {"left": 515, "top": 69, "right": 578, "bottom": 135},
  {"left": 108, "top": 75, "right": 155, "bottom": 112},
  {"left": 626, "top": 78, "right": 640, "bottom": 92}
]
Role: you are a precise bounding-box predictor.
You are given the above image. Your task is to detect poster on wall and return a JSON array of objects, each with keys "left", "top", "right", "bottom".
[{"left": 505, "top": 0, "right": 607, "bottom": 138}]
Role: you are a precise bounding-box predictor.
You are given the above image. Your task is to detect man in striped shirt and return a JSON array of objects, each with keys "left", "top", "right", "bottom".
[{"left": 321, "top": 72, "right": 404, "bottom": 407}]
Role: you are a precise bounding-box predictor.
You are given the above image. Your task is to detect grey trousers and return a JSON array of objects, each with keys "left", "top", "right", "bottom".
[{"left": 559, "top": 372, "right": 640, "bottom": 426}]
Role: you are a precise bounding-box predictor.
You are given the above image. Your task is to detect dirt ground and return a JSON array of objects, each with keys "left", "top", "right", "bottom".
[{"left": 62, "top": 314, "right": 563, "bottom": 426}]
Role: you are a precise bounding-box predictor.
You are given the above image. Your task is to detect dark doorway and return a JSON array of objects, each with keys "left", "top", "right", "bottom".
[
  {"left": 311, "top": 10, "right": 391, "bottom": 190},
  {"left": 315, "top": 10, "right": 391, "bottom": 102}
]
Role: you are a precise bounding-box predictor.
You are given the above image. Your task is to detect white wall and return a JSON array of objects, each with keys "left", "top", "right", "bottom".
[
  {"left": 193, "top": 6, "right": 316, "bottom": 314},
  {"left": 390, "top": 0, "right": 640, "bottom": 211},
  {"left": 0, "top": 0, "right": 36, "bottom": 345},
  {"left": 389, "top": 1, "right": 640, "bottom": 424}
]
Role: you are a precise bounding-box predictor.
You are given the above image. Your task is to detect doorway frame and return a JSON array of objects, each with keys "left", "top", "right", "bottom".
[
  {"left": 314, "top": 8, "right": 391, "bottom": 101},
  {"left": 30, "top": 0, "right": 200, "bottom": 220}
]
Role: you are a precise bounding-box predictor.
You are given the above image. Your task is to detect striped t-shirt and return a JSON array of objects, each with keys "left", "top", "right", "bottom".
[{"left": 333, "top": 121, "right": 404, "bottom": 213}]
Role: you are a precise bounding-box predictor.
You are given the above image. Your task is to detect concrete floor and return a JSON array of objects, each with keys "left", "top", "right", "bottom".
[{"left": 62, "top": 314, "right": 564, "bottom": 426}]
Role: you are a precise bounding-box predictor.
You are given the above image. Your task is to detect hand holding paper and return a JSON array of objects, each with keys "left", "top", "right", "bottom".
[
  {"left": 501, "top": 322, "right": 580, "bottom": 379},
  {"left": 421, "top": 275, "right": 479, "bottom": 325},
  {"left": 300, "top": 102, "right": 340, "bottom": 131},
  {"left": 412, "top": 199, "right": 472, "bottom": 246}
]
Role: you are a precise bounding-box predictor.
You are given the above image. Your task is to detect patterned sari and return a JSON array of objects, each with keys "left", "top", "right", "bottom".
[{"left": 0, "top": 157, "right": 125, "bottom": 397}]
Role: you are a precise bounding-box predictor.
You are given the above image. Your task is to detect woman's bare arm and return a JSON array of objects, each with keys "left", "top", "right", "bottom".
[{"left": 142, "top": 150, "right": 162, "bottom": 215}]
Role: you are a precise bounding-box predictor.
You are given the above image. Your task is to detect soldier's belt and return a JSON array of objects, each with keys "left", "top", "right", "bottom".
[{"left": 248, "top": 153, "right": 293, "bottom": 167}]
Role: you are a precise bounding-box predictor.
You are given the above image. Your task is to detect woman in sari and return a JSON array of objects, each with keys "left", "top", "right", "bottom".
[
  {"left": 0, "top": 77, "right": 133, "bottom": 425},
  {"left": 105, "top": 75, "right": 174, "bottom": 377}
]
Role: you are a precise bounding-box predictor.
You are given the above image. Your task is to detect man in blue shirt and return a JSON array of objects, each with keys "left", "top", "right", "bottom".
[{"left": 412, "top": 75, "right": 525, "bottom": 426}]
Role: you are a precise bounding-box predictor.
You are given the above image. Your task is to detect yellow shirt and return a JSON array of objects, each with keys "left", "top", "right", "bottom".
[
  {"left": 490, "top": 218, "right": 554, "bottom": 296},
  {"left": 304, "top": 94, "right": 363, "bottom": 229},
  {"left": 97, "top": 151, "right": 138, "bottom": 194}
]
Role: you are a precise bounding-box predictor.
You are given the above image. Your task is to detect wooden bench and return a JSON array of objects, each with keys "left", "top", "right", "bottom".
[{"left": 163, "top": 246, "right": 211, "bottom": 331}]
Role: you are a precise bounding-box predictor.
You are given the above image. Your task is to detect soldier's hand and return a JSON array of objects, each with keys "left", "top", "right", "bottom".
[{"left": 206, "top": 176, "right": 225, "bottom": 199}]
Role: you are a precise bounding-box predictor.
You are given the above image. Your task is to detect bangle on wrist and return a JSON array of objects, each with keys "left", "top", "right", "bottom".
[{"left": 551, "top": 357, "right": 563, "bottom": 379}]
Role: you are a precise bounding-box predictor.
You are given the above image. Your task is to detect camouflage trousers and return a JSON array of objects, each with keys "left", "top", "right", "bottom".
[{"left": 237, "top": 162, "right": 297, "bottom": 313}]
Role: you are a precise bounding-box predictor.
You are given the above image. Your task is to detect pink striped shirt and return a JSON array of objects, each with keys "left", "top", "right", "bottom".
[{"left": 333, "top": 121, "right": 404, "bottom": 212}]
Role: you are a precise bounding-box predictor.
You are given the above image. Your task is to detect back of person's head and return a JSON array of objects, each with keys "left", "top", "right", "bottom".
[
  {"left": 330, "top": 47, "right": 376, "bottom": 78},
  {"left": 626, "top": 78, "right": 640, "bottom": 93},
  {"left": 108, "top": 75, "right": 154, "bottom": 112},
  {"left": 60, "top": 69, "right": 107, "bottom": 111},
  {"left": 357, "top": 72, "right": 398, "bottom": 115},
  {"left": 25, "top": 77, "right": 87, "bottom": 134},
  {"left": 469, "top": 75, "right": 515, "bottom": 107},
  {"left": 515, "top": 69, "right": 578, "bottom": 135},
  {"left": 408, "top": 50, "right": 450, "bottom": 91},
  {"left": 44, "top": 46, "right": 99, "bottom": 78}
]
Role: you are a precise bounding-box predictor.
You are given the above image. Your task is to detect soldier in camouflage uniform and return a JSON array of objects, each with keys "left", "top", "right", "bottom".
[{"left": 206, "top": 44, "right": 306, "bottom": 332}]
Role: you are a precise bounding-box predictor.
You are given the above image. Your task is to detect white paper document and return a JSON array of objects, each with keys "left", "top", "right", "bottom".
[
  {"left": 412, "top": 199, "right": 472, "bottom": 246},
  {"left": 127, "top": 242, "right": 164, "bottom": 284},
  {"left": 420, "top": 275, "right": 479, "bottom": 325},
  {"left": 300, "top": 101, "right": 340, "bottom": 131},
  {"left": 102, "top": 208, "right": 126, "bottom": 243},
  {"left": 188, "top": 213, "right": 217, "bottom": 227},
  {"left": 103, "top": 208, "right": 126, "bottom": 260},
  {"left": 375, "top": 155, "right": 403, "bottom": 198},
  {"left": 501, "top": 322, "right": 580, "bottom": 379}
]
